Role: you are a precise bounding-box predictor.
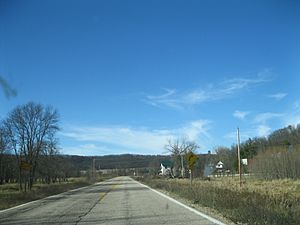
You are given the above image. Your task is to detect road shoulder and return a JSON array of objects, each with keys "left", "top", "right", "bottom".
[{"left": 134, "top": 178, "right": 237, "bottom": 225}]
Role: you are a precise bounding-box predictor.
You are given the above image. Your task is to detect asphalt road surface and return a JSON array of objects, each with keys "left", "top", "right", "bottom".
[{"left": 0, "top": 177, "right": 226, "bottom": 225}]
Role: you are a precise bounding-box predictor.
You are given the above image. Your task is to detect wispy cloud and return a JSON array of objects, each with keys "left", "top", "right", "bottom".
[
  {"left": 284, "top": 115, "right": 300, "bottom": 127},
  {"left": 61, "top": 120, "right": 212, "bottom": 155},
  {"left": 227, "top": 99, "right": 299, "bottom": 141},
  {"left": 283, "top": 100, "right": 300, "bottom": 126},
  {"left": 256, "top": 125, "right": 272, "bottom": 137},
  {"left": 145, "top": 71, "right": 270, "bottom": 109},
  {"left": 62, "top": 126, "right": 172, "bottom": 152},
  {"left": 254, "top": 112, "right": 283, "bottom": 124},
  {"left": 224, "top": 129, "right": 255, "bottom": 142},
  {"left": 224, "top": 124, "right": 272, "bottom": 141},
  {"left": 180, "top": 120, "right": 211, "bottom": 141},
  {"left": 268, "top": 92, "right": 287, "bottom": 100},
  {"left": 233, "top": 110, "right": 250, "bottom": 120},
  {"left": 63, "top": 144, "right": 111, "bottom": 156},
  {"left": 145, "top": 89, "right": 180, "bottom": 109},
  {"left": 228, "top": 112, "right": 284, "bottom": 139}
]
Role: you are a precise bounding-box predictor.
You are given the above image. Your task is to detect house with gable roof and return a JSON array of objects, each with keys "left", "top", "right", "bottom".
[{"left": 159, "top": 160, "right": 173, "bottom": 176}]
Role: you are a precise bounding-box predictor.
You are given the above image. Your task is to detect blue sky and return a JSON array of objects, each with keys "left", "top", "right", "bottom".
[{"left": 1, "top": 0, "right": 300, "bottom": 155}]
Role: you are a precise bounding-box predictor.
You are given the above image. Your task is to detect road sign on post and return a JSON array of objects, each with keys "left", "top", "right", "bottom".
[
  {"left": 187, "top": 152, "right": 197, "bottom": 170},
  {"left": 186, "top": 152, "right": 197, "bottom": 185}
]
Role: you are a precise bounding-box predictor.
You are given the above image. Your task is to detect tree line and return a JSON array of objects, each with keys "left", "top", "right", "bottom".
[
  {"left": 213, "top": 124, "right": 300, "bottom": 179},
  {"left": 163, "top": 124, "right": 300, "bottom": 180}
]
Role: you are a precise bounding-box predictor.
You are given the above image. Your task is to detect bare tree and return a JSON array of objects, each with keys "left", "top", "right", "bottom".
[
  {"left": 4, "top": 102, "right": 59, "bottom": 191},
  {"left": 38, "top": 135, "right": 60, "bottom": 183},
  {"left": 165, "top": 137, "right": 199, "bottom": 178}
]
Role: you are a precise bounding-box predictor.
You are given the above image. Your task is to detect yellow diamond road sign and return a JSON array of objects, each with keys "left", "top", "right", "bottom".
[{"left": 187, "top": 152, "right": 197, "bottom": 170}]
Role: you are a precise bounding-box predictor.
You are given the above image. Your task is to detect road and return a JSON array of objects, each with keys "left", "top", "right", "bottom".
[{"left": 0, "top": 177, "right": 226, "bottom": 225}]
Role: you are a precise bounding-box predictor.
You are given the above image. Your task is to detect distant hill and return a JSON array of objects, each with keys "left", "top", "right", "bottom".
[
  {"left": 60, "top": 154, "right": 172, "bottom": 171},
  {"left": 0, "top": 153, "right": 172, "bottom": 183}
]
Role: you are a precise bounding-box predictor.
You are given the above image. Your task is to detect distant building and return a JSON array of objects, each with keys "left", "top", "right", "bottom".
[
  {"left": 159, "top": 160, "right": 173, "bottom": 176},
  {"left": 98, "top": 169, "right": 116, "bottom": 174},
  {"left": 216, "top": 161, "right": 224, "bottom": 174},
  {"left": 216, "top": 161, "right": 224, "bottom": 169}
]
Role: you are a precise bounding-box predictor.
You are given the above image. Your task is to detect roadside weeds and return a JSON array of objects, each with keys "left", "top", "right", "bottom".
[{"left": 134, "top": 176, "right": 300, "bottom": 225}]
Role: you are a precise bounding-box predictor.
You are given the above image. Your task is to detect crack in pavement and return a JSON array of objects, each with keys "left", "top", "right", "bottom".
[
  {"left": 75, "top": 185, "right": 117, "bottom": 225},
  {"left": 124, "top": 188, "right": 133, "bottom": 225},
  {"left": 74, "top": 192, "right": 108, "bottom": 225}
]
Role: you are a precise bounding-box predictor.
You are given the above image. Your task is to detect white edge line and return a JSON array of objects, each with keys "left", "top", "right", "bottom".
[
  {"left": 136, "top": 179, "right": 227, "bottom": 225},
  {"left": 0, "top": 199, "right": 41, "bottom": 214},
  {"left": 0, "top": 179, "right": 113, "bottom": 214}
]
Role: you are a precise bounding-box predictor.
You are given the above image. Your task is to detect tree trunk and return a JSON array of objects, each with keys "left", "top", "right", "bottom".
[{"left": 19, "top": 167, "right": 22, "bottom": 191}]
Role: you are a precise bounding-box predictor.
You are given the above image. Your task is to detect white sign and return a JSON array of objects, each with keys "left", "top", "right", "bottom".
[{"left": 241, "top": 158, "right": 248, "bottom": 165}]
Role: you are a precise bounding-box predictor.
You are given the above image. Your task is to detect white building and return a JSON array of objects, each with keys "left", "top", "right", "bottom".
[
  {"left": 159, "top": 160, "right": 172, "bottom": 176},
  {"left": 216, "top": 161, "right": 224, "bottom": 170}
]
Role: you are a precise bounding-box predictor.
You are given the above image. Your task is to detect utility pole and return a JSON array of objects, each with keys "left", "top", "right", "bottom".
[{"left": 237, "top": 127, "right": 242, "bottom": 187}]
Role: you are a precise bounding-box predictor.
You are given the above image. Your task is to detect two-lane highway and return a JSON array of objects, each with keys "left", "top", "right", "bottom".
[{"left": 0, "top": 177, "right": 226, "bottom": 225}]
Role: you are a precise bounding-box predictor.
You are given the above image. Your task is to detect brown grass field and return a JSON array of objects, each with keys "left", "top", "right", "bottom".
[{"left": 136, "top": 176, "right": 300, "bottom": 225}]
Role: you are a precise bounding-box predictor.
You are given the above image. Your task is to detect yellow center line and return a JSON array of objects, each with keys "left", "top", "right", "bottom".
[{"left": 99, "top": 184, "right": 119, "bottom": 201}]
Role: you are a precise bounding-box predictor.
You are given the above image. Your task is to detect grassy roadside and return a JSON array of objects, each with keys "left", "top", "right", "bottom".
[
  {"left": 135, "top": 176, "right": 300, "bottom": 225},
  {"left": 0, "top": 176, "right": 113, "bottom": 210}
]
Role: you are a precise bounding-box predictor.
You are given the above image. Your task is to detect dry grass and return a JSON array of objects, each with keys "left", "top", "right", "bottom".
[{"left": 137, "top": 176, "right": 300, "bottom": 225}]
